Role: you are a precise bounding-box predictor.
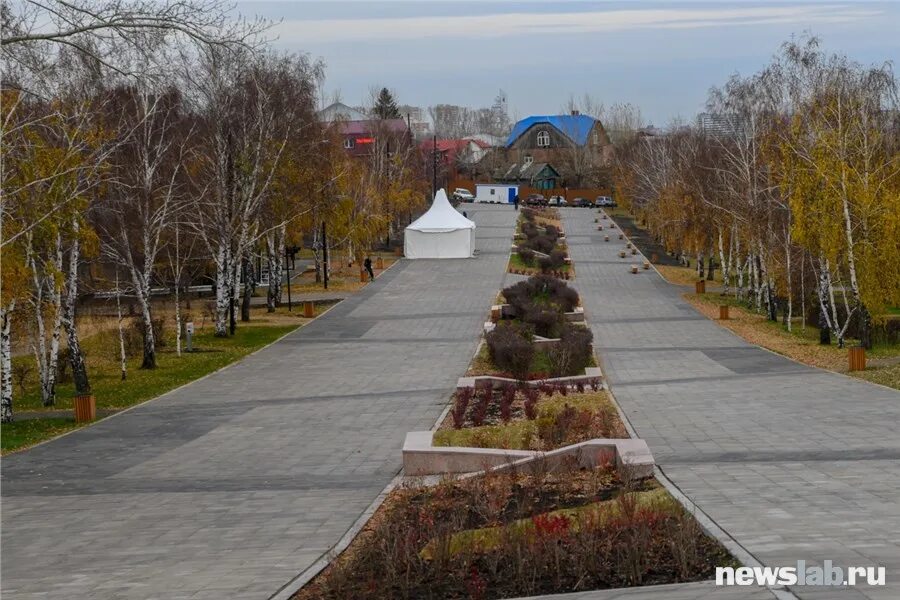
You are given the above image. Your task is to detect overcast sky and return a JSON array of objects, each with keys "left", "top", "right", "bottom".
[{"left": 237, "top": 1, "right": 900, "bottom": 126}]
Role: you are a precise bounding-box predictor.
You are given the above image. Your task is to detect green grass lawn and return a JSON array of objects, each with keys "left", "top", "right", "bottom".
[
  {"left": 1, "top": 418, "right": 82, "bottom": 454},
  {"left": 2, "top": 313, "right": 304, "bottom": 454},
  {"left": 508, "top": 252, "right": 571, "bottom": 275}
]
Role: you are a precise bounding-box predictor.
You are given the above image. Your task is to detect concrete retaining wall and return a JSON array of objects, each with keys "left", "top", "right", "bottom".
[{"left": 403, "top": 431, "right": 654, "bottom": 479}]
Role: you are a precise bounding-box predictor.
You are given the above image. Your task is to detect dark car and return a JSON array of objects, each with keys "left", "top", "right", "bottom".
[
  {"left": 572, "top": 197, "right": 594, "bottom": 208},
  {"left": 525, "top": 193, "right": 546, "bottom": 206}
]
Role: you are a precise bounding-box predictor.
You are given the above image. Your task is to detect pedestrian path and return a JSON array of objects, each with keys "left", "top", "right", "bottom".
[
  {"left": 0, "top": 204, "right": 518, "bottom": 600},
  {"left": 561, "top": 209, "right": 900, "bottom": 600},
  {"left": 517, "top": 580, "right": 775, "bottom": 599}
]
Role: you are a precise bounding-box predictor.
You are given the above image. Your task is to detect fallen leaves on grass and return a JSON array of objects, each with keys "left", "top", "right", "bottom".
[{"left": 684, "top": 293, "right": 900, "bottom": 390}]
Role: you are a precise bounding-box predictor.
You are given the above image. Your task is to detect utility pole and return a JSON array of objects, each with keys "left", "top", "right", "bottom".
[
  {"left": 432, "top": 134, "right": 438, "bottom": 197},
  {"left": 284, "top": 245, "right": 292, "bottom": 311},
  {"left": 321, "top": 221, "right": 329, "bottom": 290}
]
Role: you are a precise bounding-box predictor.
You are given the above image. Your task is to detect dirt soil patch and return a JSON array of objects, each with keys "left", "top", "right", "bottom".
[{"left": 604, "top": 210, "right": 680, "bottom": 267}]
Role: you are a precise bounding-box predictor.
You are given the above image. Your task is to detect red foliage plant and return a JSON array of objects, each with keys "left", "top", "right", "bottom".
[
  {"left": 523, "top": 387, "right": 540, "bottom": 420},
  {"left": 466, "top": 566, "right": 487, "bottom": 600},
  {"left": 532, "top": 513, "right": 571, "bottom": 539},
  {"left": 471, "top": 385, "right": 492, "bottom": 426},
  {"left": 452, "top": 387, "right": 474, "bottom": 429},
  {"left": 500, "top": 384, "right": 516, "bottom": 423}
]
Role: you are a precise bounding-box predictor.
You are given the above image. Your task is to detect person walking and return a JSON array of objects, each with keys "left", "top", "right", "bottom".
[
  {"left": 364, "top": 256, "right": 375, "bottom": 281},
  {"left": 513, "top": 194, "right": 519, "bottom": 211}
]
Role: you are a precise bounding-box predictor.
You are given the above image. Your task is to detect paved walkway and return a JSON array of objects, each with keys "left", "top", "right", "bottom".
[
  {"left": 0, "top": 204, "right": 517, "bottom": 600},
  {"left": 520, "top": 581, "right": 775, "bottom": 599},
  {"left": 562, "top": 209, "right": 900, "bottom": 600}
]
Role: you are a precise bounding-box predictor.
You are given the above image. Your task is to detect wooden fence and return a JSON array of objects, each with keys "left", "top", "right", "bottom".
[{"left": 448, "top": 177, "right": 612, "bottom": 202}]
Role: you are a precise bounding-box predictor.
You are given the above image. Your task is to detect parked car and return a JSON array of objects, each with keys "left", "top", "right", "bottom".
[
  {"left": 548, "top": 195, "right": 567, "bottom": 206},
  {"left": 595, "top": 196, "right": 617, "bottom": 207},
  {"left": 525, "top": 193, "right": 546, "bottom": 206},
  {"left": 452, "top": 188, "right": 475, "bottom": 202},
  {"left": 572, "top": 197, "right": 593, "bottom": 207}
]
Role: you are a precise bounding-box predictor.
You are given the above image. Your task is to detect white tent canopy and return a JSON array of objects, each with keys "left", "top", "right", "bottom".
[{"left": 404, "top": 189, "right": 476, "bottom": 259}]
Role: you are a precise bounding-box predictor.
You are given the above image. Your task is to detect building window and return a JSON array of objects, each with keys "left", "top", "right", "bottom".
[
  {"left": 343, "top": 138, "right": 354, "bottom": 149},
  {"left": 536, "top": 131, "right": 550, "bottom": 147},
  {"left": 524, "top": 155, "right": 533, "bottom": 165}
]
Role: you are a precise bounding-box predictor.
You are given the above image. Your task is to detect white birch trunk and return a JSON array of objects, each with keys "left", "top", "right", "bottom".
[
  {"left": 800, "top": 252, "right": 806, "bottom": 332},
  {"left": 1, "top": 301, "right": 14, "bottom": 423},
  {"left": 214, "top": 243, "right": 231, "bottom": 337},
  {"left": 26, "top": 233, "right": 63, "bottom": 407},
  {"left": 61, "top": 220, "right": 90, "bottom": 394},
  {"left": 130, "top": 265, "right": 156, "bottom": 369},
  {"left": 718, "top": 229, "right": 730, "bottom": 296},
  {"left": 174, "top": 284, "right": 182, "bottom": 357},
  {"left": 115, "top": 272, "right": 127, "bottom": 380},
  {"left": 266, "top": 225, "right": 285, "bottom": 312},
  {"left": 784, "top": 226, "right": 792, "bottom": 332}
]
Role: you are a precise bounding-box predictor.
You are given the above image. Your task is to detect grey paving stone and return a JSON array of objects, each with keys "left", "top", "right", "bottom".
[
  {"left": 561, "top": 208, "right": 900, "bottom": 600},
  {"left": 513, "top": 581, "right": 776, "bottom": 599},
  {"left": 0, "top": 204, "right": 517, "bottom": 600}
]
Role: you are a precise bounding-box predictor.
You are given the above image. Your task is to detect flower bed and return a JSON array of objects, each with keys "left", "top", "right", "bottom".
[
  {"left": 436, "top": 388, "right": 627, "bottom": 451},
  {"left": 467, "top": 341, "right": 596, "bottom": 380},
  {"left": 482, "top": 275, "right": 593, "bottom": 380},
  {"left": 296, "top": 466, "right": 736, "bottom": 599},
  {"left": 509, "top": 207, "right": 572, "bottom": 277}
]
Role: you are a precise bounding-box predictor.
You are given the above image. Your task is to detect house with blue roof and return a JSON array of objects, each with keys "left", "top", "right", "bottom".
[{"left": 493, "top": 111, "right": 612, "bottom": 189}]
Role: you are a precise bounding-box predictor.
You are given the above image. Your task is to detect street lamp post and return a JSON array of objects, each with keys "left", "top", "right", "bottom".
[
  {"left": 432, "top": 134, "right": 438, "bottom": 197},
  {"left": 321, "top": 221, "right": 329, "bottom": 290},
  {"left": 284, "top": 245, "right": 292, "bottom": 311}
]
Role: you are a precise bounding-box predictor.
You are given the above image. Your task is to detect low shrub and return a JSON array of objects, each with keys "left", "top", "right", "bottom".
[
  {"left": 537, "top": 403, "right": 579, "bottom": 446},
  {"left": 486, "top": 324, "right": 534, "bottom": 381},
  {"left": 499, "top": 384, "right": 516, "bottom": 423},
  {"left": 523, "top": 387, "right": 540, "bottom": 420},
  {"left": 530, "top": 234, "right": 556, "bottom": 255},
  {"left": 471, "top": 385, "right": 492, "bottom": 426},
  {"left": 521, "top": 221, "right": 539, "bottom": 239},
  {"left": 299, "top": 469, "right": 732, "bottom": 600},
  {"left": 452, "top": 387, "right": 474, "bottom": 429},
  {"left": 535, "top": 401, "right": 622, "bottom": 446},
  {"left": 517, "top": 247, "right": 535, "bottom": 266},
  {"left": 547, "top": 324, "right": 594, "bottom": 376},
  {"left": 523, "top": 306, "right": 563, "bottom": 338},
  {"left": 503, "top": 275, "right": 579, "bottom": 315},
  {"left": 538, "top": 250, "right": 567, "bottom": 273}
]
